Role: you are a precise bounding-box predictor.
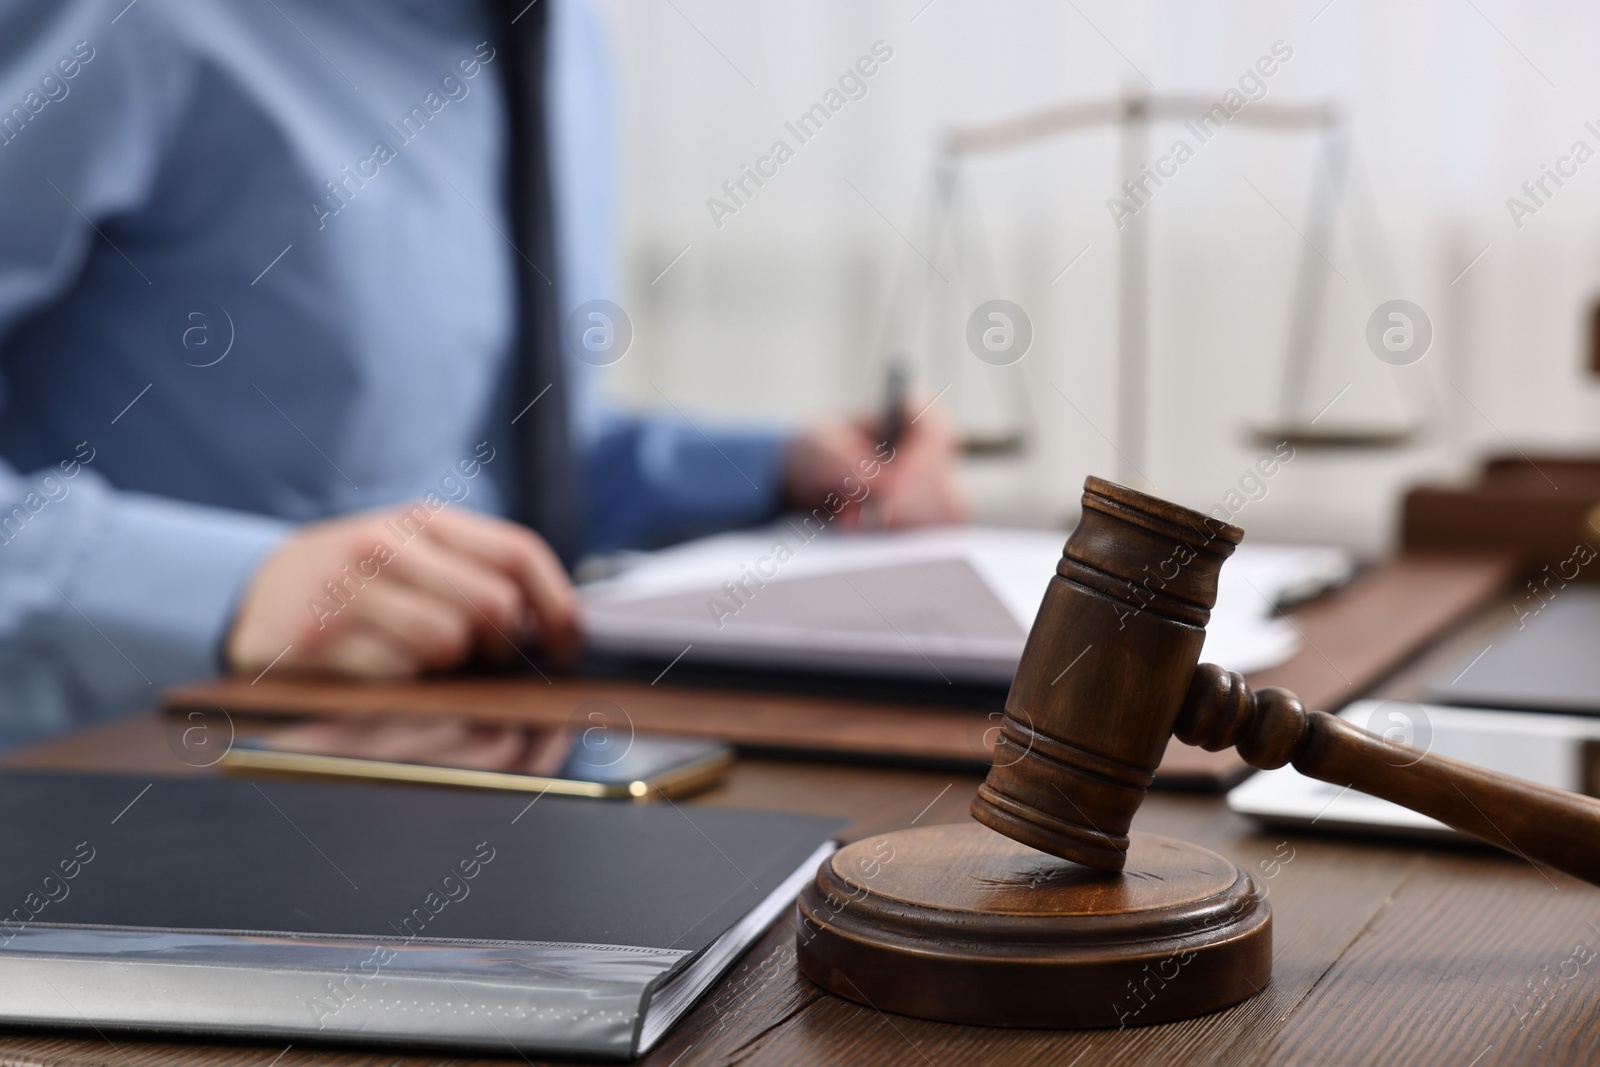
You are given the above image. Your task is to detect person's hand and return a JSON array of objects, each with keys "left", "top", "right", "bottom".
[
  {"left": 783, "top": 395, "right": 969, "bottom": 530},
  {"left": 226, "top": 505, "right": 580, "bottom": 679}
]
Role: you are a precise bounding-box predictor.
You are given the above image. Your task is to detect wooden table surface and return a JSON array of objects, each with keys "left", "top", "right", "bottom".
[{"left": 0, "top": 594, "right": 1596, "bottom": 1066}]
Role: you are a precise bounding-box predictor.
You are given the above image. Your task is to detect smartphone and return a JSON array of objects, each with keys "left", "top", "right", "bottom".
[{"left": 220, "top": 717, "right": 734, "bottom": 800}]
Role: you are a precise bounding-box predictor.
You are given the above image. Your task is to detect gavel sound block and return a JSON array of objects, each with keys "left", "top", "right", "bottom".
[{"left": 796, "top": 476, "right": 1600, "bottom": 1029}]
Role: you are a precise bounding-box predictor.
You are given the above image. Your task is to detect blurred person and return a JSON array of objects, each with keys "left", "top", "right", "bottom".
[{"left": 0, "top": 0, "right": 966, "bottom": 744}]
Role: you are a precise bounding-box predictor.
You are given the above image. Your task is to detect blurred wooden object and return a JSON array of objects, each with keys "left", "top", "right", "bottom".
[
  {"left": 1590, "top": 297, "right": 1600, "bottom": 376},
  {"left": 9, "top": 645, "right": 1600, "bottom": 1064},
  {"left": 1404, "top": 454, "right": 1600, "bottom": 579}
]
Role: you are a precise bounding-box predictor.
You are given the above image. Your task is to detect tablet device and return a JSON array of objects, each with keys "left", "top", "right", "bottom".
[{"left": 1425, "top": 588, "right": 1600, "bottom": 714}]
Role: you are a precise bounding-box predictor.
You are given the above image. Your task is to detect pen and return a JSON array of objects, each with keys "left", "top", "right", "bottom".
[
  {"left": 880, "top": 360, "right": 908, "bottom": 452},
  {"left": 862, "top": 362, "right": 907, "bottom": 532}
]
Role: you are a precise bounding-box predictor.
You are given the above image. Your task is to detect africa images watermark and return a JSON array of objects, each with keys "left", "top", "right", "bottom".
[
  {"left": 706, "top": 40, "right": 895, "bottom": 230},
  {"left": 0, "top": 841, "right": 96, "bottom": 944},
  {"left": 1512, "top": 541, "right": 1597, "bottom": 630},
  {"left": 1106, "top": 40, "right": 1295, "bottom": 230},
  {"left": 305, "top": 840, "right": 497, "bottom": 1028},
  {"left": 704, "top": 440, "right": 897, "bottom": 629},
  {"left": 1205, "top": 441, "right": 1296, "bottom": 532},
  {"left": 793, "top": 837, "right": 896, "bottom": 951},
  {"left": 1505, "top": 119, "right": 1600, "bottom": 230},
  {"left": 710, "top": 836, "right": 896, "bottom": 1040},
  {"left": 310, "top": 42, "right": 497, "bottom": 230},
  {"left": 1510, "top": 938, "right": 1597, "bottom": 1032},
  {"left": 1111, "top": 440, "right": 1296, "bottom": 631},
  {"left": 0, "top": 40, "right": 96, "bottom": 148},
  {"left": 1112, "top": 841, "right": 1295, "bottom": 1028},
  {"left": 0, "top": 441, "right": 97, "bottom": 548},
  {"left": 304, "top": 442, "right": 497, "bottom": 629},
  {"left": 966, "top": 299, "right": 1033, "bottom": 366}
]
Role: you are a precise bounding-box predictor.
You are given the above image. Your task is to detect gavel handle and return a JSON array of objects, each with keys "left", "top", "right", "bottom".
[
  {"left": 1179, "top": 664, "right": 1600, "bottom": 887},
  {"left": 1297, "top": 711, "right": 1600, "bottom": 885}
]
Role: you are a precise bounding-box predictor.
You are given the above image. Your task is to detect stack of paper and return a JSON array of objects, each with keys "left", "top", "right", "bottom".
[{"left": 581, "top": 525, "right": 1353, "bottom": 684}]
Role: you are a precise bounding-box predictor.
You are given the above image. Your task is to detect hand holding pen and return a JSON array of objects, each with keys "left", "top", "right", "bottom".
[{"left": 779, "top": 360, "right": 969, "bottom": 532}]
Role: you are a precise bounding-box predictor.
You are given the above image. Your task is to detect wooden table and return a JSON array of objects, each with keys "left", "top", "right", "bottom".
[{"left": 0, "top": 593, "right": 1597, "bottom": 1066}]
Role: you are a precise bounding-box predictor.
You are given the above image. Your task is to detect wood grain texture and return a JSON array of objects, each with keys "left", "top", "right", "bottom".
[
  {"left": 971, "top": 477, "right": 1241, "bottom": 868},
  {"left": 797, "top": 827, "right": 1271, "bottom": 1028},
  {"left": 650, "top": 795, "right": 1431, "bottom": 1067},
  {"left": 166, "top": 672, "right": 1008, "bottom": 768},
  {"left": 1244, "top": 849, "right": 1600, "bottom": 1067},
  {"left": 0, "top": 718, "right": 1595, "bottom": 1064},
  {"left": 162, "top": 551, "right": 1516, "bottom": 790},
  {"left": 3, "top": 582, "right": 1595, "bottom": 1065}
]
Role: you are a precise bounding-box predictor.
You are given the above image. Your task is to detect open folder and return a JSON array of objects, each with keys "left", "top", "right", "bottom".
[{"left": 581, "top": 525, "right": 1354, "bottom": 684}]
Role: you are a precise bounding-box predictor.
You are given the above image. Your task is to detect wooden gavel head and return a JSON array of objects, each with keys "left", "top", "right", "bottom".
[
  {"left": 801, "top": 474, "right": 1600, "bottom": 1030},
  {"left": 975, "top": 475, "right": 1600, "bottom": 888},
  {"left": 971, "top": 476, "right": 1248, "bottom": 871}
]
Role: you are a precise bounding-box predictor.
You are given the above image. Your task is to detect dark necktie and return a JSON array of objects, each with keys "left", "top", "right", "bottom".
[{"left": 497, "top": 0, "right": 583, "bottom": 567}]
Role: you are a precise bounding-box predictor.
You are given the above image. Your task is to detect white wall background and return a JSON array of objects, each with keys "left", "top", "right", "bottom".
[{"left": 589, "top": 0, "right": 1600, "bottom": 552}]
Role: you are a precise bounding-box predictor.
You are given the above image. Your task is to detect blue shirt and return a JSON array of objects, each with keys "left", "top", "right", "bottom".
[{"left": 0, "top": 0, "right": 787, "bottom": 742}]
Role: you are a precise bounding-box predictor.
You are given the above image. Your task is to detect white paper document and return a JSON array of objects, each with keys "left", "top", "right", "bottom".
[{"left": 581, "top": 524, "right": 1353, "bottom": 684}]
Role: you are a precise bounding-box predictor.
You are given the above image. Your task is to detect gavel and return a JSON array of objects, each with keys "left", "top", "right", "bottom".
[
  {"left": 797, "top": 476, "right": 1600, "bottom": 1030},
  {"left": 970, "top": 475, "right": 1600, "bottom": 885}
]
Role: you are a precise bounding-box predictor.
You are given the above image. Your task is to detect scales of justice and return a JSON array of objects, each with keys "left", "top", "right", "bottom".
[{"left": 888, "top": 91, "right": 1425, "bottom": 481}]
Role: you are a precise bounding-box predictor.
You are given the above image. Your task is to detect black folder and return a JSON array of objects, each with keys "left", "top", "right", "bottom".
[{"left": 0, "top": 772, "right": 839, "bottom": 1059}]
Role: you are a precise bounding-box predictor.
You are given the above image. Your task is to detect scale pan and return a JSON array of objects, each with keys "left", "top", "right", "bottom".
[{"left": 1247, "top": 423, "right": 1419, "bottom": 450}]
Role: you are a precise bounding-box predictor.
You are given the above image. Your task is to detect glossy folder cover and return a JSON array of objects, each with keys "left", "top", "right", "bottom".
[{"left": 0, "top": 772, "right": 839, "bottom": 1059}]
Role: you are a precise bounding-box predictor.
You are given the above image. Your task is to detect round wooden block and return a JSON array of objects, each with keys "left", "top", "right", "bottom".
[{"left": 796, "top": 823, "right": 1270, "bottom": 1029}]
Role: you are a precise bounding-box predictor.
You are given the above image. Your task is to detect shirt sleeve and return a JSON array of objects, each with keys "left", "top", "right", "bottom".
[
  {"left": 548, "top": 0, "right": 792, "bottom": 555},
  {"left": 0, "top": 2, "right": 289, "bottom": 743},
  {"left": 582, "top": 412, "right": 788, "bottom": 552}
]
